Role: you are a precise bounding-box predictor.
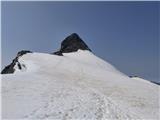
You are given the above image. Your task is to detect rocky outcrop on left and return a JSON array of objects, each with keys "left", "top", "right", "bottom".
[{"left": 1, "top": 50, "right": 32, "bottom": 74}]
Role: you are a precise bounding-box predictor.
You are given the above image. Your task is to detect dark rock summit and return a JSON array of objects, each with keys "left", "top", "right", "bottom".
[
  {"left": 54, "top": 33, "right": 92, "bottom": 56},
  {"left": 1, "top": 50, "right": 32, "bottom": 74}
]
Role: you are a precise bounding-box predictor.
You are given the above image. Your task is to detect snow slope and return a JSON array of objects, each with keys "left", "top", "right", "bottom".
[{"left": 2, "top": 50, "right": 159, "bottom": 119}]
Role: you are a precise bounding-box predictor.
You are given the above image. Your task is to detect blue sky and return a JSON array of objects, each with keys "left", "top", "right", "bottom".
[{"left": 1, "top": 1, "right": 159, "bottom": 82}]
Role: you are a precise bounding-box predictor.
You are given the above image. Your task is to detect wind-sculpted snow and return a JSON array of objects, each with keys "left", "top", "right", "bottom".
[{"left": 2, "top": 50, "right": 159, "bottom": 119}]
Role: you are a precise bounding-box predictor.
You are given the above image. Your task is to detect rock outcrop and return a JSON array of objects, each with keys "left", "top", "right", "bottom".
[
  {"left": 53, "top": 33, "right": 92, "bottom": 56},
  {"left": 1, "top": 50, "right": 32, "bottom": 74}
]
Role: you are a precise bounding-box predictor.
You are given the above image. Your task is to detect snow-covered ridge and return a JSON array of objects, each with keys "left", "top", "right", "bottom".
[
  {"left": 2, "top": 50, "right": 159, "bottom": 119},
  {"left": 14, "top": 50, "right": 123, "bottom": 75}
]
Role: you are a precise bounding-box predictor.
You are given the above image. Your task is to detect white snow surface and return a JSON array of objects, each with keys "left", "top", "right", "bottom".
[{"left": 2, "top": 50, "right": 159, "bottom": 119}]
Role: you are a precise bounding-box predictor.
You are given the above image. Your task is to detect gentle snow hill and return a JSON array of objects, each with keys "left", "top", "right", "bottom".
[{"left": 2, "top": 50, "right": 159, "bottom": 119}]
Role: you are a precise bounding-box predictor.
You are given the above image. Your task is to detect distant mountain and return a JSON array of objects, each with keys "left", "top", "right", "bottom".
[{"left": 2, "top": 33, "right": 159, "bottom": 119}]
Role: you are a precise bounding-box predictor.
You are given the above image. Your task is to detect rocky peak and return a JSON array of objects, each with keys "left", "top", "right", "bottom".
[{"left": 54, "top": 33, "right": 92, "bottom": 56}]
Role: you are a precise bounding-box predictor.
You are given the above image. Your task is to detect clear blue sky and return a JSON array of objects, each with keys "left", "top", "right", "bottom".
[{"left": 1, "top": 1, "right": 159, "bottom": 82}]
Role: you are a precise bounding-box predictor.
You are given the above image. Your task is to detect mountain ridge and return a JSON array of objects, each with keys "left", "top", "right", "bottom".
[{"left": 1, "top": 33, "right": 91, "bottom": 74}]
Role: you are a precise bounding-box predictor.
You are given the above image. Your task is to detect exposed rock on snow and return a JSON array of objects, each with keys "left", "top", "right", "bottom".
[
  {"left": 53, "top": 33, "right": 92, "bottom": 55},
  {"left": 1, "top": 50, "right": 32, "bottom": 74}
]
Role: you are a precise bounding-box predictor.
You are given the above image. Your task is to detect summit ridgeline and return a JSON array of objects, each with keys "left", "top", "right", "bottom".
[{"left": 1, "top": 33, "right": 92, "bottom": 74}]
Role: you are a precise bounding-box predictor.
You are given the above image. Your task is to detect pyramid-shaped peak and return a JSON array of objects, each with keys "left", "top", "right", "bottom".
[
  {"left": 54, "top": 33, "right": 92, "bottom": 56},
  {"left": 68, "top": 33, "right": 80, "bottom": 38}
]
